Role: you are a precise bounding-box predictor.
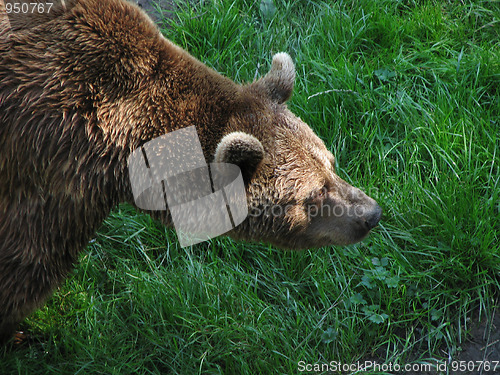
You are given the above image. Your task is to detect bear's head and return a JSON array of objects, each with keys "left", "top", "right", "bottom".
[{"left": 214, "top": 53, "right": 382, "bottom": 249}]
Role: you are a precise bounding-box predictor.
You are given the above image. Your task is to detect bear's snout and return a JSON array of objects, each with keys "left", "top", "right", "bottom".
[
  {"left": 330, "top": 182, "right": 383, "bottom": 245},
  {"left": 363, "top": 203, "right": 382, "bottom": 230}
]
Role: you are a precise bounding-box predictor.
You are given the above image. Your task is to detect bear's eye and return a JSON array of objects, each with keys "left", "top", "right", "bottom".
[{"left": 313, "top": 186, "right": 328, "bottom": 200}]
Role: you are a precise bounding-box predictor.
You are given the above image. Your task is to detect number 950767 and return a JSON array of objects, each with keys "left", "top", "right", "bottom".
[{"left": 5, "top": 2, "right": 54, "bottom": 14}]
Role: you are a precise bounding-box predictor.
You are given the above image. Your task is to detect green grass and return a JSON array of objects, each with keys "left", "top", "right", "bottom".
[{"left": 2, "top": 0, "right": 499, "bottom": 374}]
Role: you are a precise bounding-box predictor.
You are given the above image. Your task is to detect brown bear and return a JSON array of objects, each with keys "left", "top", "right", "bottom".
[{"left": 0, "top": 0, "right": 381, "bottom": 344}]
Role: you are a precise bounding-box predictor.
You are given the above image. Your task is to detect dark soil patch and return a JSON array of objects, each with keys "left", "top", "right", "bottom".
[
  {"left": 444, "top": 306, "right": 500, "bottom": 375},
  {"left": 364, "top": 304, "right": 500, "bottom": 375},
  {"left": 131, "top": 0, "right": 177, "bottom": 25}
]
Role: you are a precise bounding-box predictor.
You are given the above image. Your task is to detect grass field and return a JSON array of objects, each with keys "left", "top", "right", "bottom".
[{"left": 1, "top": 0, "right": 499, "bottom": 374}]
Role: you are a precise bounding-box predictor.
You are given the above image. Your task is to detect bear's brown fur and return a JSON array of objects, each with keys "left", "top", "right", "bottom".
[{"left": 0, "top": 0, "right": 381, "bottom": 343}]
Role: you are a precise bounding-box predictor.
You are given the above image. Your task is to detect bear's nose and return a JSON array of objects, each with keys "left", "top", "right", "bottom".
[{"left": 364, "top": 204, "right": 382, "bottom": 230}]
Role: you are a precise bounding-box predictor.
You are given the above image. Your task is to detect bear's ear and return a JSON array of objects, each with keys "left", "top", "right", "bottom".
[
  {"left": 253, "top": 52, "right": 295, "bottom": 104},
  {"left": 214, "top": 132, "right": 264, "bottom": 183}
]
